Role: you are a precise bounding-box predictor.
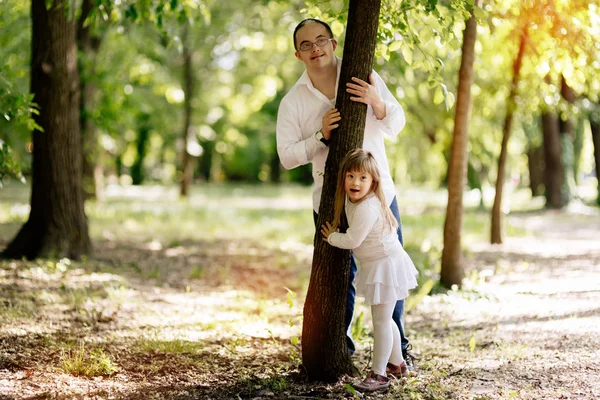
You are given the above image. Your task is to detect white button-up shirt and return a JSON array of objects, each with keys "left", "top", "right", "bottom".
[{"left": 276, "top": 57, "right": 406, "bottom": 212}]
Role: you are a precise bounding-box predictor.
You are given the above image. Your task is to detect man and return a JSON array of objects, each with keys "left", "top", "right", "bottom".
[{"left": 276, "top": 18, "right": 416, "bottom": 372}]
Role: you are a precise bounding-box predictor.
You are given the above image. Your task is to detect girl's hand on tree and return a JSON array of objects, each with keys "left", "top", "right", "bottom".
[
  {"left": 321, "top": 109, "right": 341, "bottom": 140},
  {"left": 321, "top": 221, "right": 336, "bottom": 242},
  {"left": 346, "top": 74, "right": 386, "bottom": 119}
]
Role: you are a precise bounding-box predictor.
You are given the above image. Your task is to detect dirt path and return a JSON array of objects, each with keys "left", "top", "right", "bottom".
[
  {"left": 407, "top": 207, "right": 600, "bottom": 399},
  {"left": 1, "top": 206, "right": 599, "bottom": 399}
]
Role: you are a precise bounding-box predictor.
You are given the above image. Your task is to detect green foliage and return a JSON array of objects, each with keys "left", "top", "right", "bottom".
[
  {"left": 0, "top": 140, "right": 26, "bottom": 187},
  {"left": 0, "top": 1, "right": 38, "bottom": 186}
]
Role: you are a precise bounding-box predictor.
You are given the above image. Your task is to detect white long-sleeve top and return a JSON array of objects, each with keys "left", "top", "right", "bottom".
[
  {"left": 276, "top": 57, "right": 406, "bottom": 212},
  {"left": 327, "top": 194, "right": 403, "bottom": 263}
]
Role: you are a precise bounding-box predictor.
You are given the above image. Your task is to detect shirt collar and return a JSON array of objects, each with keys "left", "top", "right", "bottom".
[{"left": 296, "top": 56, "right": 342, "bottom": 103}]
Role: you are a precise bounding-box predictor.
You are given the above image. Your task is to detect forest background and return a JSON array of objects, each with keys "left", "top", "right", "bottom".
[{"left": 1, "top": 0, "right": 599, "bottom": 399}]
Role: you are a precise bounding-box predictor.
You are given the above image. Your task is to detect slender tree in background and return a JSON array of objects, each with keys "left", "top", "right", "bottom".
[
  {"left": 131, "top": 112, "right": 151, "bottom": 185},
  {"left": 558, "top": 75, "right": 577, "bottom": 205},
  {"left": 2, "top": 0, "right": 91, "bottom": 259},
  {"left": 440, "top": 1, "right": 480, "bottom": 288},
  {"left": 490, "top": 23, "right": 528, "bottom": 245},
  {"left": 590, "top": 105, "right": 600, "bottom": 206},
  {"left": 180, "top": 22, "right": 196, "bottom": 197},
  {"left": 77, "top": 0, "right": 106, "bottom": 201},
  {"left": 541, "top": 109, "right": 562, "bottom": 207},
  {"left": 302, "top": 0, "right": 381, "bottom": 381}
]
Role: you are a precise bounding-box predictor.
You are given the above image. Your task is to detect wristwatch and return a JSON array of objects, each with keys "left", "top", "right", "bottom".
[{"left": 315, "top": 129, "right": 330, "bottom": 146}]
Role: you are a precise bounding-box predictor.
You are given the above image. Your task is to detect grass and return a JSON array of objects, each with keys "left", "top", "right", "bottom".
[
  {"left": 59, "top": 342, "right": 119, "bottom": 377},
  {"left": 2, "top": 181, "right": 598, "bottom": 399},
  {"left": 135, "top": 335, "right": 205, "bottom": 354},
  {"left": 0, "top": 181, "right": 554, "bottom": 251}
]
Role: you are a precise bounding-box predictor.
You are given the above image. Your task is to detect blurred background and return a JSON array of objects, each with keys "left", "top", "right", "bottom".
[{"left": 1, "top": 0, "right": 598, "bottom": 208}]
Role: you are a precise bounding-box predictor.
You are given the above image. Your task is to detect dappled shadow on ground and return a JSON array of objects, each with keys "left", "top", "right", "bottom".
[
  {"left": 408, "top": 211, "right": 600, "bottom": 399},
  {"left": 2, "top": 205, "right": 600, "bottom": 399}
]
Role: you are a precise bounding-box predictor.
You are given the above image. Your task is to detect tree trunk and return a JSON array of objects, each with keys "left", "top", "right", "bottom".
[
  {"left": 2, "top": 0, "right": 90, "bottom": 259},
  {"left": 527, "top": 145, "right": 544, "bottom": 197},
  {"left": 131, "top": 113, "right": 151, "bottom": 185},
  {"left": 589, "top": 108, "right": 600, "bottom": 206},
  {"left": 559, "top": 75, "right": 576, "bottom": 205},
  {"left": 77, "top": 0, "right": 104, "bottom": 201},
  {"left": 302, "top": 0, "right": 380, "bottom": 381},
  {"left": 541, "top": 112, "right": 563, "bottom": 208},
  {"left": 180, "top": 23, "right": 195, "bottom": 197},
  {"left": 490, "top": 25, "right": 528, "bottom": 244},
  {"left": 440, "top": 2, "right": 479, "bottom": 289}
]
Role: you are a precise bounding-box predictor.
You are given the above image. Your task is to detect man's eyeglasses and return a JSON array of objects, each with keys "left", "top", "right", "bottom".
[{"left": 298, "top": 37, "right": 333, "bottom": 52}]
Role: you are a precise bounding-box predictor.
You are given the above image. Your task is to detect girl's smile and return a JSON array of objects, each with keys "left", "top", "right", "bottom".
[{"left": 345, "top": 170, "right": 374, "bottom": 203}]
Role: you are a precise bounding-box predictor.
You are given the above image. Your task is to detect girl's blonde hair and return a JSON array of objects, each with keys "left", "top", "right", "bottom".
[{"left": 332, "top": 149, "right": 398, "bottom": 232}]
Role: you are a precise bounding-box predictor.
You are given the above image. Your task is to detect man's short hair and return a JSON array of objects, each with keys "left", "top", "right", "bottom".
[{"left": 293, "top": 18, "right": 334, "bottom": 50}]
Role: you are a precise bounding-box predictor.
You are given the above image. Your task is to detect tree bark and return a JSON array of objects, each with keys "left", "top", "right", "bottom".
[
  {"left": 541, "top": 112, "right": 563, "bottom": 208},
  {"left": 527, "top": 145, "right": 544, "bottom": 197},
  {"left": 440, "top": 2, "right": 479, "bottom": 289},
  {"left": 558, "top": 75, "right": 577, "bottom": 205},
  {"left": 131, "top": 113, "right": 151, "bottom": 185},
  {"left": 302, "top": 0, "right": 380, "bottom": 381},
  {"left": 2, "top": 0, "right": 90, "bottom": 259},
  {"left": 589, "top": 108, "right": 600, "bottom": 206},
  {"left": 180, "top": 23, "right": 195, "bottom": 197},
  {"left": 490, "top": 24, "right": 528, "bottom": 244},
  {"left": 77, "top": 0, "right": 104, "bottom": 201}
]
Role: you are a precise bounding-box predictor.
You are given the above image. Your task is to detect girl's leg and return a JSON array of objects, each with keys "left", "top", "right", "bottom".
[
  {"left": 388, "top": 318, "right": 405, "bottom": 366},
  {"left": 371, "top": 302, "right": 397, "bottom": 376}
]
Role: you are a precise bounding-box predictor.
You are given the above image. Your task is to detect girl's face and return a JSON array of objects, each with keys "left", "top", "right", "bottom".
[{"left": 344, "top": 169, "right": 374, "bottom": 203}]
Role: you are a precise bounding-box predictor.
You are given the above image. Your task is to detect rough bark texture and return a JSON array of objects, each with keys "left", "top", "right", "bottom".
[
  {"left": 541, "top": 112, "right": 563, "bottom": 208},
  {"left": 440, "top": 3, "right": 479, "bottom": 289},
  {"left": 491, "top": 25, "right": 527, "bottom": 244},
  {"left": 302, "top": 0, "right": 381, "bottom": 381},
  {"left": 2, "top": 0, "right": 91, "bottom": 259},
  {"left": 589, "top": 109, "right": 600, "bottom": 206},
  {"left": 180, "top": 23, "right": 195, "bottom": 197}
]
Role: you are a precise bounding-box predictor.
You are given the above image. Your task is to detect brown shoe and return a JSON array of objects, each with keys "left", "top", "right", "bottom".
[
  {"left": 353, "top": 370, "right": 390, "bottom": 393},
  {"left": 386, "top": 361, "right": 409, "bottom": 378}
]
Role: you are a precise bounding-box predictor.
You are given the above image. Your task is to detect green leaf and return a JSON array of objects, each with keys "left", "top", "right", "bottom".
[
  {"left": 473, "top": 6, "right": 486, "bottom": 23},
  {"left": 469, "top": 335, "right": 476, "bottom": 352},
  {"left": 389, "top": 40, "right": 402, "bottom": 52},
  {"left": 344, "top": 383, "right": 359, "bottom": 397},
  {"left": 331, "top": 20, "right": 344, "bottom": 37},
  {"left": 291, "top": 336, "right": 298, "bottom": 345},
  {"left": 433, "top": 86, "right": 444, "bottom": 105},
  {"left": 401, "top": 46, "right": 413, "bottom": 65},
  {"left": 445, "top": 91, "right": 456, "bottom": 111}
]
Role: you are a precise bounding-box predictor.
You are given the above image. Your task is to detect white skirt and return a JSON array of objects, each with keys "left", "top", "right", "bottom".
[{"left": 355, "top": 248, "right": 418, "bottom": 305}]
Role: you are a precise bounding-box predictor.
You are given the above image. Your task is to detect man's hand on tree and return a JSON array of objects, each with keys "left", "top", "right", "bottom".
[
  {"left": 346, "top": 74, "right": 386, "bottom": 119},
  {"left": 321, "top": 109, "right": 341, "bottom": 141}
]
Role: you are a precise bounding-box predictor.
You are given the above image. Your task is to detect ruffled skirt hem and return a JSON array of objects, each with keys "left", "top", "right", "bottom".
[{"left": 355, "top": 248, "right": 418, "bottom": 305}]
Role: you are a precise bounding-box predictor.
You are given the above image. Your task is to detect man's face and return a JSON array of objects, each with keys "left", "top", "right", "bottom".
[{"left": 294, "top": 22, "right": 337, "bottom": 69}]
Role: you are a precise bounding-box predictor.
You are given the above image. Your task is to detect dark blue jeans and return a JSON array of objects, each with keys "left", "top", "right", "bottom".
[{"left": 313, "top": 196, "right": 409, "bottom": 355}]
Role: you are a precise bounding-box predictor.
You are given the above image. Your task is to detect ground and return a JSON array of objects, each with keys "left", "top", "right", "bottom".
[{"left": 0, "top": 185, "right": 599, "bottom": 400}]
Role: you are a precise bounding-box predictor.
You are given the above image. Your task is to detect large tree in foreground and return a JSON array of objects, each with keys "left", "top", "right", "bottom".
[
  {"left": 3, "top": 0, "right": 90, "bottom": 259},
  {"left": 302, "top": 0, "right": 381, "bottom": 381},
  {"left": 440, "top": 1, "right": 480, "bottom": 288}
]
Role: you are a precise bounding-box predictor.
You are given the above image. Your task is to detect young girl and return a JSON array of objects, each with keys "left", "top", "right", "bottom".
[{"left": 321, "top": 148, "right": 418, "bottom": 393}]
